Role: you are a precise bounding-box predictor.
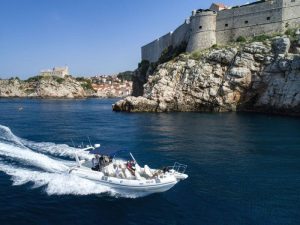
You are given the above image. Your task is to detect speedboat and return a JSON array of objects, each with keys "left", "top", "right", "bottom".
[{"left": 68, "top": 144, "right": 188, "bottom": 195}]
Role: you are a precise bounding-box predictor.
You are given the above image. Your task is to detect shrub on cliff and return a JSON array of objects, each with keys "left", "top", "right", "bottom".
[
  {"left": 25, "top": 88, "right": 35, "bottom": 94},
  {"left": 158, "top": 41, "right": 187, "bottom": 64},
  {"left": 8, "top": 77, "right": 21, "bottom": 81},
  {"left": 211, "top": 44, "right": 219, "bottom": 49},
  {"left": 138, "top": 60, "right": 150, "bottom": 76},
  {"left": 80, "top": 79, "right": 93, "bottom": 90},
  {"left": 52, "top": 76, "right": 65, "bottom": 84},
  {"left": 137, "top": 41, "right": 189, "bottom": 76},
  {"left": 25, "top": 76, "right": 43, "bottom": 82},
  {"left": 190, "top": 50, "right": 202, "bottom": 60},
  {"left": 236, "top": 36, "right": 246, "bottom": 42},
  {"left": 252, "top": 34, "right": 271, "bottom": 42},
  {"left": 75, "top": 77, "right": 86, "bottom": 82},
  {"left": 117, "top": 71, "right": 134, "bottom": 81},
  {"left": 285, "top": 28, "right": 298, "bottom": 41}
]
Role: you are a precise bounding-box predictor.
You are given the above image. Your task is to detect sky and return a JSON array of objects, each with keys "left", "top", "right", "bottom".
[{"left": 0, "top": 0, "right": 247, "bottom": 79}]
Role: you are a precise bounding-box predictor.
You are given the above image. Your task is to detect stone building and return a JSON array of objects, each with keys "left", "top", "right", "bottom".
[
  {"left": 142, "top": 0, "right": 300, "bottom": 62},
  {"left": 40, "top": 66, "right": 69, "bottom": 78}
]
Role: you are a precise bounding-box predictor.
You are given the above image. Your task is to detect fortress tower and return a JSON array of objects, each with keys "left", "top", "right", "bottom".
[
  {"left": 187, "top": 10, "right": 217, "bottom": 52},
  {"left": 141, "top": 0, "right": 300, "bottom": 63}
]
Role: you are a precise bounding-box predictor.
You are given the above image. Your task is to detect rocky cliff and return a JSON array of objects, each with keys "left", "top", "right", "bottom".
[
  {"left": 0, "top": 76, "right": 88, "bottom": 98},
  {"left": 0, "top": 75, "right": 133, "bottom": 99},
  {"left": 113, "top": 35, "right": 300, "bottom": 116}
]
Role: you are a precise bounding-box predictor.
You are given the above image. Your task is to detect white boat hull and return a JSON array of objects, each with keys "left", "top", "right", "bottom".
[{"left": 69, "top": 166, "right": 180, "bottom": 194}]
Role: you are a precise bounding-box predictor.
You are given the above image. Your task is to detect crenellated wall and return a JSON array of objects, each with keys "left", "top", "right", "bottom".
[{"left": 141, "top": 0, "right": 300, "bottom": 63}]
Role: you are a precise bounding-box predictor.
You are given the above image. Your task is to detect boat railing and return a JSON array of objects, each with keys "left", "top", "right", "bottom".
[{"left": 168, "top": 162, "right": 187, "bottom": 174}]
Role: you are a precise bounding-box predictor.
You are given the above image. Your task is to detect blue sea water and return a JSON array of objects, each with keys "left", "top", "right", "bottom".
[{"left": 0, "top": 98, "right": 299, "bottom": 225}]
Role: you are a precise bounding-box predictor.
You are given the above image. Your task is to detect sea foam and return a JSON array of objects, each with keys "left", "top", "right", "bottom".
[{"left": 0, "top": 125, "right": 143, "bottom": 198}]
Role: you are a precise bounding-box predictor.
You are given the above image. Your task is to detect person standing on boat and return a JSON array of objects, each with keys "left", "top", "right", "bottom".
[{"left": 92, "top": 154, "right": 100, "bottom": 171}]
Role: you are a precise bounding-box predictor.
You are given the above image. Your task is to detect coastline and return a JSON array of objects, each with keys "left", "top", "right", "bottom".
[
  {"left": 1, "top": 97, "right": 298, "bottom": 118},
  {"left": 113, "top": 35, "right": 300, "bottom": 117},
  {"left": 0, "top": 75, "right": 132, "bottom": 99},
  {"left": 0, "top": 96, "right": 123, "bottom": 100}
]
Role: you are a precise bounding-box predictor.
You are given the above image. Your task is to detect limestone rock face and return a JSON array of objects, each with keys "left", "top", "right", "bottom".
[
  {"left": 113, "top": 37, "right": 300, "bottom": 115},
  {"left": 272, "top": 37, "right": 291, "bottom": 55},
  {"left": 113, "top": 96, "right": 157, "bottom": 112},
  {"left": 35, "top": 77, "right": 85, "bottom": 98},
  {"left": 0, "top": 79, "right": 27, "bottom": 97},
  {"left": 0, "top": 77, "right": 86, "bottom": 98}
]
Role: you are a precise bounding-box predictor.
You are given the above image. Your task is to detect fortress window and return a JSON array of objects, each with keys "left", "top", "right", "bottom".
[
  {"left": 199, "top": 26, "right": 202, "bottom": 30},
  {"left": 225, "top": 24, "right": 228, "bottom": 27},
  {"left": 267, "top": 17, "right": 271, "bottom": 20},
  {"left": 291, "top": 0, "right": 295, "bottom": 2},
  {"left": 244, "top": 20, "right": 249, "bottom": 24}
]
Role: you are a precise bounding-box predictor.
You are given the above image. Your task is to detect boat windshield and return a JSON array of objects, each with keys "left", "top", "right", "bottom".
[{"left": 89, "top": 147, "right": 129, "bottom": 158}]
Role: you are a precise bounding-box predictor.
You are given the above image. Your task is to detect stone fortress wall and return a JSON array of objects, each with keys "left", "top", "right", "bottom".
[
  {"left": 187, "top": 10, "right": 217, "bottom": 52},
  {"left": 141, "top": 0, "right": 300, "bottom": 63},
  {"left": 141, "top": 21, "right": 190, "bottom": 63}
]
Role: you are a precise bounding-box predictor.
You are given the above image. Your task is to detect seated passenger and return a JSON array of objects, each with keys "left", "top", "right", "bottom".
[
  {"left": 100, "top": 155, "right": 111, "bottom": 168},
  {"left": 115, "top": 165, "right": 125, "bottom": 179},
  {"left": 92, "top": 155, "right": 100, "bottom": 171},
  {"left": 126, "top": 161, "right": 136, "bottom": 175},
  {"left": 124, "top": 168, "right": 135, "bottom": 179}
]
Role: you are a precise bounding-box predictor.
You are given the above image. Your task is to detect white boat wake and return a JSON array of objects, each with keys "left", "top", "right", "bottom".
[
  {"left": 0, "top": 125, "right": 142, "bottom": 198},
  {"left": 0, "top": 162, "right": 112, "bottom": 195}
]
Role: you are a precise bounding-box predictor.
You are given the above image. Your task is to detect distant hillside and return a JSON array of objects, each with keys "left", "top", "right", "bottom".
[
  {"left": 0, "top": 75, "right": 132, "bottom": 98},
  {"left": 0, "top": 75, "right": 90, "bottom": 98}
]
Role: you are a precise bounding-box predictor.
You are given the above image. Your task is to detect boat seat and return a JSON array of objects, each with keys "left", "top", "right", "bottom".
[
  {"left": 115, "top": 161, "right": 126, "bottom": 169},
  {"left": 135, "top": 164, "right": 143, "bottom": 173},
  {"left": 135, "top": 170, "right": 146, "bottom": 181},
  {"left": 104, "top": 164, "right": 115, "bottom": 176},
  {"left": 124, "top": 168, "right": 134, "bottom": 179},
  {"left": 116, "top": 170, "right": 125, "bottom": 179},
  {"left": 120, "top": 163, "right": 126, "bottom": 169},
  {"left": 115, "top": 166, "right": 125, "bottom": 178},
  {"left": 144, "top": 165, "right": 153, "bottom": 177}
]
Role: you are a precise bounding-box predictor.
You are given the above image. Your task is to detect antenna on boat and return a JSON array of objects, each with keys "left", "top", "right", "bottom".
[
  {"left": 87, "top": 136, "right": 92, "bottom": 147},
  {"left": 71, "top": 139, "right": 76, "bottom": 148},
  {"left": 130, "top": 152, "right": 137, "bottom": 163}
]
